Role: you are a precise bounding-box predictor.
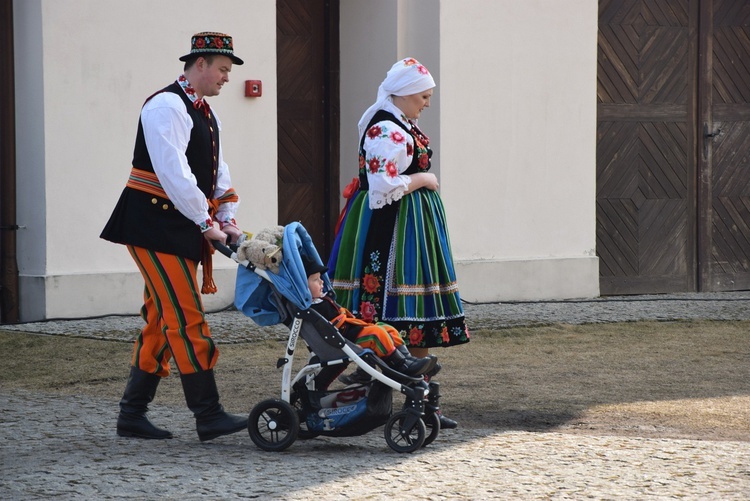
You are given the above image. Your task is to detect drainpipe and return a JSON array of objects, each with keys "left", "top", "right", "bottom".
[{"left": 0, "top": 0, "right": 19, "bottom": 323}]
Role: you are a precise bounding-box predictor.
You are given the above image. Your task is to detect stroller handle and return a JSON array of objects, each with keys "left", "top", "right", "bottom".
[
  {"left": 211, "top": 240, "right": 236, "bottom": 259},
  {"left": 211, "top": 237, "right": 262, "bottom": 275}
]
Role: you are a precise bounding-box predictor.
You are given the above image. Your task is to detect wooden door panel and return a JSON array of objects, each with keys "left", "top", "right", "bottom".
[
  {"left": 706, "top": 121, "right": 750, "bottom": 288},
  {"left": 598, "top": 0, "right": 750, "bottom": 294},
  {"left": 596, "top": 117, "right": 692, "bottom": 292},
  {"left": 700, "top": 0, "right": 750, "bottom": 290},
  {"left": 639, "top": 199, "right": 688, "bottom": 276},
  {"left": 597, "top": 198, "right": 638, "bottom": 277},
  {"left": 276, "top": 0, "right": 339, "bottom": 253},
  {"left": 597, "top": 0, "right": 696, "bottom": 294}
]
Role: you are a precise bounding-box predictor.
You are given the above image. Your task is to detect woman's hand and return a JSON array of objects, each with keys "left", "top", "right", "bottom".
[
  {"left": 221, "top": 224, "right": 243, "bottom": 244},
  {"left": 407, "top": 172, "right": 439, "bottom": 192}
]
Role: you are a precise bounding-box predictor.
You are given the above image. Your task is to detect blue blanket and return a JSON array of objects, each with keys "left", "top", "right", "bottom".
[{"left": 234, "top": 222, "right": 332, "bottom": 326}]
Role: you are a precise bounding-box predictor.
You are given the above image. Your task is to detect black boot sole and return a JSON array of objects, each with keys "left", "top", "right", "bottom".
[
  {"left": 117, "top": 428, "right": 173, "bottom": 439},
  {"left": 198, "top": 420, "right": 248, "bottom": 442}
]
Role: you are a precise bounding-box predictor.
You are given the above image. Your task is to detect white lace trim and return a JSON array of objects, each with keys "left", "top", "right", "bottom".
[{"left": 368, "top": 185, "right": 407, "bottom": 210}]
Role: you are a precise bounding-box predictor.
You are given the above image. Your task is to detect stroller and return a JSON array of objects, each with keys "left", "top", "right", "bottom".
[{"left": 214, "top": 222, "right": 443, "bottom": 453}]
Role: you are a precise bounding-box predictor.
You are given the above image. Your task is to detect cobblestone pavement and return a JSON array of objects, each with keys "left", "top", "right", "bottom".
[{"left": 2, "top": 292, "right": 750, "bottom": 499}]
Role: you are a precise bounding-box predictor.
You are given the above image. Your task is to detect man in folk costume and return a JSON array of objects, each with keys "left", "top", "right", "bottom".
[{"left": 101, "top": 32, "right": 247, "bottom": 441}]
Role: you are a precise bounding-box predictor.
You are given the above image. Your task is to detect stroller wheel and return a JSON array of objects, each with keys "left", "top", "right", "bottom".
[
  {"left": 384, "top": 411, "right": 426, "bottom": 453},
  {"left": 422, "top": 411, "right": 441, "bottom": 447},
  {"left": 248, "top": 399, "right": 299, "bottom": 452}
]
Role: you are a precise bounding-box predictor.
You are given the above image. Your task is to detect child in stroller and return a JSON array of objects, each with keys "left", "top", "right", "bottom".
[
  {"left": 302, "top": 255, "right": 438, "bottom": 382},
  {"left": 223, "top": 222, "right": 446, "bottom": 453}
]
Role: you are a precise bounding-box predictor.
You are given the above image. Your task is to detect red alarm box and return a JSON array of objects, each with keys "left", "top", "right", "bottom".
[{"left": 245, "top": 80, "right": 262, "bottom": 97}]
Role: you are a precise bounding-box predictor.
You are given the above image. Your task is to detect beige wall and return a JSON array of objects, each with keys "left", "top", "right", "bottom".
[
  {"left": 340, "top": 0, "right": 599, "bottom": 302},
  {"left": 439, "top": 0, "right": 599, "bottom": 301},
  {"left": 339, "top": 0, "right": 441, "bottom": 185},
  {"left": 14, "top": 0, "right": 278, "bottom": 319},
  {"left": 12, "top": 0, "right": 599, "bottom": 320}
]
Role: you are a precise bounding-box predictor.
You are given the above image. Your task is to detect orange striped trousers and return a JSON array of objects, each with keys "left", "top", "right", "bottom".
[
  {"left": 353, "top": 322, "right": 404, "bottom": 357},
  {"left": 330, "top": 309, "right": 404, "bottom": 357},
  {"left": 127, "top": 245, "right": 218, "bottom": 377}
]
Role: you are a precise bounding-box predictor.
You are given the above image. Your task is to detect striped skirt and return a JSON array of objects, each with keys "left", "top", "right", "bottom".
[{"left": 329, "top": 188, "right": 470, "bottom": 349}]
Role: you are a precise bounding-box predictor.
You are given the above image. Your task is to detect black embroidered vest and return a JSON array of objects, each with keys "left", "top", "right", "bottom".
[
  {"left": 132, "top": 82, "right": 218, "bottom": 197},
  {"left": 100, "top": 82, "right": 219, "bottom": 261}
]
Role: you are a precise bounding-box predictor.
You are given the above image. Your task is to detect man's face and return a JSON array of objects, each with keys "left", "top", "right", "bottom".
[{"left": 195, "top": 55, "right": 233, "bottom": 97}]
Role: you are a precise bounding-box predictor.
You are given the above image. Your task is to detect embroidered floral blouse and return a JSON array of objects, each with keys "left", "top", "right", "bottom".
[{"left": 361, "top": 100, "right": 427, "bottom": 210}]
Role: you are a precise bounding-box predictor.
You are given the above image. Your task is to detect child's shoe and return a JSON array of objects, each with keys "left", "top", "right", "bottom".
[{"left": 337, "top": 366, "right": 372, "bottom": 385}]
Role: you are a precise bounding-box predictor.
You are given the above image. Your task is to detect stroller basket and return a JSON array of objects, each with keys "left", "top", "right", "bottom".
[{"left": 302, "top": 381, "right": 392, "bottom": 437}]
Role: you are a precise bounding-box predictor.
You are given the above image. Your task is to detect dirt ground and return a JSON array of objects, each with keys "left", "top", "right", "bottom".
[{"left": 1, "top": 320, "right": 749, "bottom": 442}]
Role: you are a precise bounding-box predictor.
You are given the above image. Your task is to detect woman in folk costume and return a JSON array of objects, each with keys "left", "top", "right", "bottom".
[{"left": 328, "top": 58, "right": 470, "bottom": 429}]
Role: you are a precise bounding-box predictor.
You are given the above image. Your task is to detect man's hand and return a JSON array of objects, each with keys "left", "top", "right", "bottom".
[{"left": 203, "top": 226, "right": 227, "bottom": 245}]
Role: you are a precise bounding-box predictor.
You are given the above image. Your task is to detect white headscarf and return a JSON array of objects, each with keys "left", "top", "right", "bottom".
[{"left": 357, "top": 58, "right": 436, "bottom": 139}]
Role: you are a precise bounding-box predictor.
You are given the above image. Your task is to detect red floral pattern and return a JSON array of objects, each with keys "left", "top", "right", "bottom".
[
  {"left": 178, "top": 75, "right": 199, "bottom": 102},
  {"left": 408, "top": 327, "right": 424, "bottom": 346},
  {"left": 360, "top": 302, "right": 376, "bottom": 323},
  {"left": 363, "top": 274, "right": 380, "bottom": 294},
  {"left": 440, "top": 326, "right": 450, "bottom": 344},
  {"left": 187, "top": 33, "right": 236, "bottom": 57},
  {"left": 368, "top": 158, "right": 380, "bottom": 174},
  {"left": 389, "top": 131, "right": 405, "bottom": 144},
  {"left": 385, "top": 161, "right": 398, "bottom": 177},
  {"left": 367, "top": 125, "right": 382, "bottom": 140}
]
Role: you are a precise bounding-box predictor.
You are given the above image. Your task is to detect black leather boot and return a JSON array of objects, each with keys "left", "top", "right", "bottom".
[
  {"left": 117, "top": 366, "right": 173, "bottom": 439},
  {"left": 437, "top": 411, "right": 458, "bottom": 429},
  {"left": 397, "top": 345, "right": 438, "bottom": 375},
  {"left": 337, "top": 366, "right": 372, "bottom": 385},
  {"left": 430, "top": 381, "right": 458, "bottom": 429},
  {"left": 313, "top": 365, "right": 347, "bottom": 390},
  {"left": 383, "top": 348, "right": 436, "bottom": 376},
  {"left": 180, "top": 369, "right": 247, "bottom": 441}
]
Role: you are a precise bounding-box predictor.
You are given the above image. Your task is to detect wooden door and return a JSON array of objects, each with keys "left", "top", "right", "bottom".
[
  {"left": 698, "top": 0, "right": 750, "bottom": 290},
  {"left": 597, "top": 0, "right": 698, "bottom": 294},
  {"left": 276, "top": 0, "right": 339, "bottom": 256}
]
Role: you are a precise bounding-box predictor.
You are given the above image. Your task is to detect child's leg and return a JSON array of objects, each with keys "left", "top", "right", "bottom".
[
  {"left": 380, "top": 323, "right": 404, "bottom": 348},
  {"left": 354, "top": 325, "right": 397, "bottom": 357}
]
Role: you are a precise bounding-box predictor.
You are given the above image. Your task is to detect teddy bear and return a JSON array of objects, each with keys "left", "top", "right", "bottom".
[{"left": 236, "top": 225, "right": 285, "bottom": 273}]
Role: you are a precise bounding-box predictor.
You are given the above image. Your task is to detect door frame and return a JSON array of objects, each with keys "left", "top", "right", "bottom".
[{"left": 0, "top": 0, "right": 19, "bottom": 323}]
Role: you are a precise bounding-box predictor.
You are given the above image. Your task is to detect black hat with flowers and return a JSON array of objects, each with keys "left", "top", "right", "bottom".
[{"left": 179, "top": 32, "right": 244, "bottom": 65}]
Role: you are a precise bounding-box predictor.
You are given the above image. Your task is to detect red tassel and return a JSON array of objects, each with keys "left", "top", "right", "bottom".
[{"left": 201, "top": 240, "right": 217, "bottom": 294}]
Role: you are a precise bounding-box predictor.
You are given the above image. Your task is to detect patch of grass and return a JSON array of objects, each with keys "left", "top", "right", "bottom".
[{"left": 2, "top": 320, "right": 748, "bottom": 441}]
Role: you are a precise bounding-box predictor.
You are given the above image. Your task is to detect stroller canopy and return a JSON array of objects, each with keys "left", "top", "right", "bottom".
[{"left": 234, "top": 222, "right": 332, "bottom": 326}]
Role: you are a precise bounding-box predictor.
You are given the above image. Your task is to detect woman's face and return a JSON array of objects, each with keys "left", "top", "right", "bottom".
[{"left": 394, "top": 88, "right": 434, "bottom": 120}]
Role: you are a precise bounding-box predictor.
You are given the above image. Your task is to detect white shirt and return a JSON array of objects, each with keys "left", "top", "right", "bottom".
[
  {"left": 361, "top": 101, "right": 415, "bottom": 210},
  {"left": 140, "top": 91, "right": 238, "bottom": 226}
]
